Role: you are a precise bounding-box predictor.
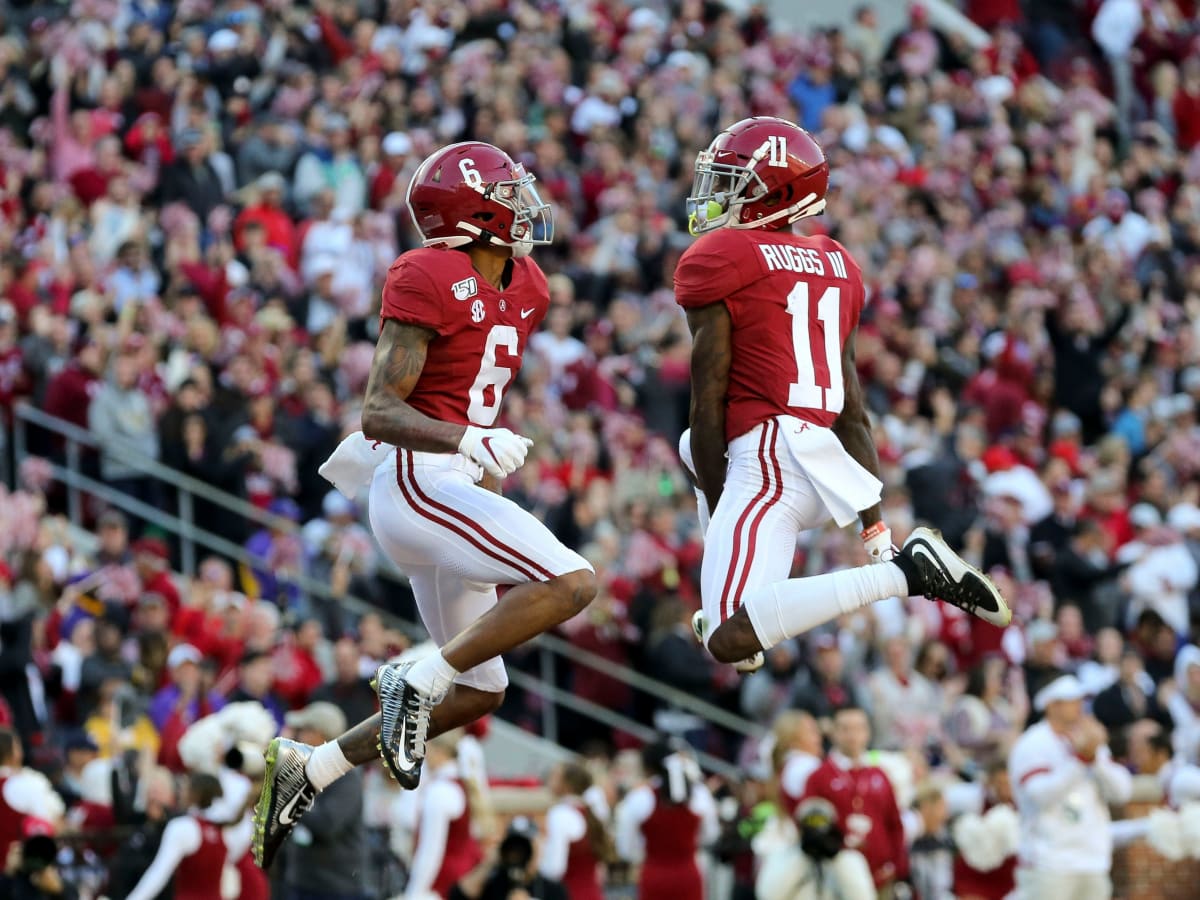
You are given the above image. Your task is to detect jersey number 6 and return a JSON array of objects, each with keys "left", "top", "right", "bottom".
[
  {"left": 467, "top": 325, "right": 518, "bottom": 425},
  {"left": 786, "top": 281, "right": 845, "bottom": 414}
]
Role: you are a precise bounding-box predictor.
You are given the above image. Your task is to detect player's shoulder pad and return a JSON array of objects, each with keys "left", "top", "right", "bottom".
[
  {"left": 387, "top": 246, "right": 467, "bottom": 281},
  {"left": 675, "top": 229, "right": 758, "bottom": 308}
]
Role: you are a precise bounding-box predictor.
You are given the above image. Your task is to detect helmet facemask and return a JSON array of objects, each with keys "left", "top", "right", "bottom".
[
  {"left": 687, "top": 143, "right": 827, "bottom": 236},
  {"left": 465, "top": 165, "right": 554, "bottom": 257}
]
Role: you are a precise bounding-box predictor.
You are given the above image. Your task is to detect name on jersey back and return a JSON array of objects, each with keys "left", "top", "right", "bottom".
[{"left": 759, "top": 244, "right": 849, "bottom": 280}]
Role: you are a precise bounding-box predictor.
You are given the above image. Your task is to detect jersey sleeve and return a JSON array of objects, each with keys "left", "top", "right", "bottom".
[
  {"left": 674, "top": 233, "right": 746, "bottom": 308},
  {"left": 380, "top": 253, "right": 447, "bottom": 335}
]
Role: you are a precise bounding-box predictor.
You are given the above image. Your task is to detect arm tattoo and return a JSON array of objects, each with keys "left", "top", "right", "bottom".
[
  {"left": 361, "top": 320, "right": 468, "bottom": 452},
  {"left": 685, "top": 304, "right": 732, "bottom": 512},
  {"left": 832, "top": 331, "right": 884, "bottom": 527}
]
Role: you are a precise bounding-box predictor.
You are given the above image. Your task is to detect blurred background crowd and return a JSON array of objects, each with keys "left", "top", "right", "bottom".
[{"left": 0, "top": 0, "right": 1198, "bottom": 896}]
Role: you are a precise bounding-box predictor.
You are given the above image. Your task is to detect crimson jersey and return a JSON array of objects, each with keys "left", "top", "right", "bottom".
[
  {"left": 674, "top": 228, "right": 866, "bottom": 442},
  {"left": 640, "top": 792, "right": 703, "bottom": 900},
  {"left": 174, "top": 817, "right": 227, "bottom": 900},
  {"left": 803, "top": 756, "right": 909, "bottom": 887},
  {"left": 379, "top": 247, "right": 550, "bottom": 427}
]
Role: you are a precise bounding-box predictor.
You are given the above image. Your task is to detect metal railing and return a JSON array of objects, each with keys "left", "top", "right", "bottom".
[{"left": 11, "top": 403, "right": 759, "bottom": 776}]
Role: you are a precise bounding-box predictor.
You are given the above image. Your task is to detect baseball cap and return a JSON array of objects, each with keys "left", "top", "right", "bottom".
[
  {"left": 285, "top": 702, "right": 347, "bottom": 740},
  {"left": 269, "top": 497, "right": 302, "bottom": 522},
  {"left": 322, "top": 491, "right": 356, "bottom": 519},
  {"left": 64, "top": 732, "right": 99, "bottom": 753},
  {"left": 208, "top": 29, "right": 239, "bottom": 53},
  {"left": 1026, "top": 619, "right": 1058, "bottom": 645},
  {"left": 381, "top": 131, "right": 412, "bottom": 156},
  {"left": 254, "top": 171, "right": 287, "bottom": 193},
  {"left": 1034, "top": 674, "right": 1088, "bottom": 712},
  {"left": 167, "top": 643, "right": 203, "bottom": 669},
  {"left": 131, "top": 536, "right": 169, "bottom": 561},
  {"left": 1129, "top": 503, "right": 1162, "bottom": 530}
]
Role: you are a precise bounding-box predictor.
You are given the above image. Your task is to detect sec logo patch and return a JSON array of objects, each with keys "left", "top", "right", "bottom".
[
  {"left": 452, "top": 277, "right": 478, "bottom": 301},
  {"left": 470, "top": 298, "right": 486, "bottom": 323}
]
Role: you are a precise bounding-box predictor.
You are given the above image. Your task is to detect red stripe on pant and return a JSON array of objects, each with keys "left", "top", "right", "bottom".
[
  {"left": 719, "top": 420, "right": 778, "bottom": 621},
  {"left": 729, "top": 429, "right": 784, "bottom": 612},
  {"left": 396, "top": 454, "right": 543, "bottom": 583},
  {"left": 402, "top": 451, "right": 558, "bottom": 580}
]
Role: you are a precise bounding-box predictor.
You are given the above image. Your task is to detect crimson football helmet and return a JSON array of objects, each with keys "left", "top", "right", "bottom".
[
  {"left": 406, "top": 141, "right": 553, "bottom": 257},
  {"left": 687, "top": 117, "right": 829, "bottom": 235}
]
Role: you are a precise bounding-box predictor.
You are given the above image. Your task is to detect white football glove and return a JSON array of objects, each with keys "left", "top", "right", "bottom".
[
  {"left": 861, "top": 522, "right": 898, "bottom": 563},
  {"left": 458, "top": 425, "right": 534, "bottom": 479}
]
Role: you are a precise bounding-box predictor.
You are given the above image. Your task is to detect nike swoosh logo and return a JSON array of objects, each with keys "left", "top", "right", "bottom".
[
  {"left": 480, "top": 437, "right": 501, "bottom": 466},
  {"left": 520, "top": 308, "right": 535, "bottom": 319},
  {"left": 277, "top": 789, "right": 304, "bottom": 826},
  {"left": 909, "top": 539, "right": 955, "bottom": 583}
]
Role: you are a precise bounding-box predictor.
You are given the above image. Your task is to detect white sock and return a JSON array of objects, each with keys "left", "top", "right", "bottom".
[
  {"left": 305, "top": 740, "right": 354, "bottom": 791},
  {"left": 405, "top": 651, "right": 459, "bottom": 699},
  {"left": 743, "top": 562, "right": 909, "bottom": 649}
]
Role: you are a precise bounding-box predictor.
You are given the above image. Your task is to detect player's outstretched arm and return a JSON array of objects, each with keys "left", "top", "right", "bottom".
[
  {"left": 831, "top": 329, "right": 883, "bottom": 529},
  {"left": 361, "top": 319, "right": 466, "bottom": 452},
  {"left": 685, "top": 303, "right": 732, "bottom": 513}
]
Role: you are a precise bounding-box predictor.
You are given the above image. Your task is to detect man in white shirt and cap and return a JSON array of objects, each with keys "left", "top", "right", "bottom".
[{"left": 1007, "top": 674, "right": 1132, "bottom": 899}]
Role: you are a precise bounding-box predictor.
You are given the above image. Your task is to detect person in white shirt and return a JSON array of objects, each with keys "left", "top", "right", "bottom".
[
  {"left": 406, "top": 733, "right": 482, "bottom": 900},
  {"left": 1008, "top": 674, "right": 1132, "bottom": 899},
  {"left": 756, "top": 797, "right": 876, "bottom": 900}
]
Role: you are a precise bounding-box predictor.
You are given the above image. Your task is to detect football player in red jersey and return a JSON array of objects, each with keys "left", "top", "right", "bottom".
[
  {"left": 252, "top": 142, "right": 597, "bottom": 868},
  {"left": 675, "top": 117, "right": 1011, "bottom": 672}
]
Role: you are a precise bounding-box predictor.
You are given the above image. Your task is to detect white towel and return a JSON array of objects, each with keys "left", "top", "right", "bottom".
[
  {"left": 318, "top": 431, "right": 394, "bottom": 497},
  {"left": 775, "top": 416, "right": 882, "bottom": 527}
]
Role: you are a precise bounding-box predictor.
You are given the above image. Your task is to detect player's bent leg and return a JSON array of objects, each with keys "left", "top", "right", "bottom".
[
  {"left": 252, "top": 683, "right": 506, "bottom": 868},
  {"left": 706, "top": 609, "right": 766, "bottom": 665},
  {"left": 696, "top": 420, "right": 804, "bottom": 670},
  {"left": 375, "top": 567, "right": 595, "bottom": 787}
]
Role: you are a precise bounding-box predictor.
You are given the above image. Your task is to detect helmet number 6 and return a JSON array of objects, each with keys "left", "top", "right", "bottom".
[{"left": 459, "top": 158, "right": 483, "bottom": 189}]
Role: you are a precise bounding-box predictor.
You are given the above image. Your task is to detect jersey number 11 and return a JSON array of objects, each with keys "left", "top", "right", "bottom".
[{"left": 786, "top": 282, "right": 844, "bottom": 414}]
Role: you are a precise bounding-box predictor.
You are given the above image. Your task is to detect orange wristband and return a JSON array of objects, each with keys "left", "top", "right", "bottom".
[{"left": 860, "top": 522, "right": 888, "bottom": 541}]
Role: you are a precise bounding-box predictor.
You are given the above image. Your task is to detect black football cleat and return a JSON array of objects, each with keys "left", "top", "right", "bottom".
[
  {"left": 898, "top": 526, "right": 1012, "bottom": 627},
  {"left": 372, "top": 661, "right": 438, "bottom": 789}
]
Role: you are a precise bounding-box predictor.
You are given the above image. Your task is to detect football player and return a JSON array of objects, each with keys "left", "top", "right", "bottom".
[
  {"left": 252, "top": 142, "right": 597, "bottom": 868},
  {"left": 675, "top": 117, "right": 1011, "bottom": 672}
]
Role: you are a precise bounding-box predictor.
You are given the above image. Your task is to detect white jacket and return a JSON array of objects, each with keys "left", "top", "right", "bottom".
[
  {"left": 1008, "top": 721, "right": 1132, "bottom": 872},
  {"left": 755, "top": 846, "right": 875, "bottom": 900}
]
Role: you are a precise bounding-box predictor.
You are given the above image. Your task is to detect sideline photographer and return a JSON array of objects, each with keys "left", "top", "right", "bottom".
[
  {"left": 756, "top": 798, "right": 875, "bottom": 900},
  {"left": 449, "top": 819, "right": 567, "bottom": 900}
]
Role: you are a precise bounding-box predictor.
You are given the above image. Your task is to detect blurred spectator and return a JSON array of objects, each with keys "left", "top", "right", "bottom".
[
  {"left": 1008, "top": 675, "right": 1131, "bottom": 898},
  {"left": 1092, "top": 647, "right": 1170, "bottom": 732},
  {"left": 280, "top": 702, "right": 366, "bottom": 900},
  {"left": 867, "top": 635, "right": 941, "bottom": 752},
  {"left": 803, "top": 707, "right": 909, "bottom": 892},
  {"left": 755, "top": 796, "right": 876, "bottom": 900},
  {"left": 793, "top": 634, "right": 863, "bottom": 727},
  {"left": 310, "top": 637, "right": 376, "bottom": 728},
  {"left": 909, "top": 781, "right": 955, "bottom": 900},
  {"left": 147, "top": 644, "right": 225, "bottom": 772},
  {"left": 226, "top": 650, "right": 285, "bottom": 728}
]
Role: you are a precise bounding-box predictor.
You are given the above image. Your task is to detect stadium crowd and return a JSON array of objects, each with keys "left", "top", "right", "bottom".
[{"left": 0, "top": 0, "right": 1198, "bottom": 896}]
